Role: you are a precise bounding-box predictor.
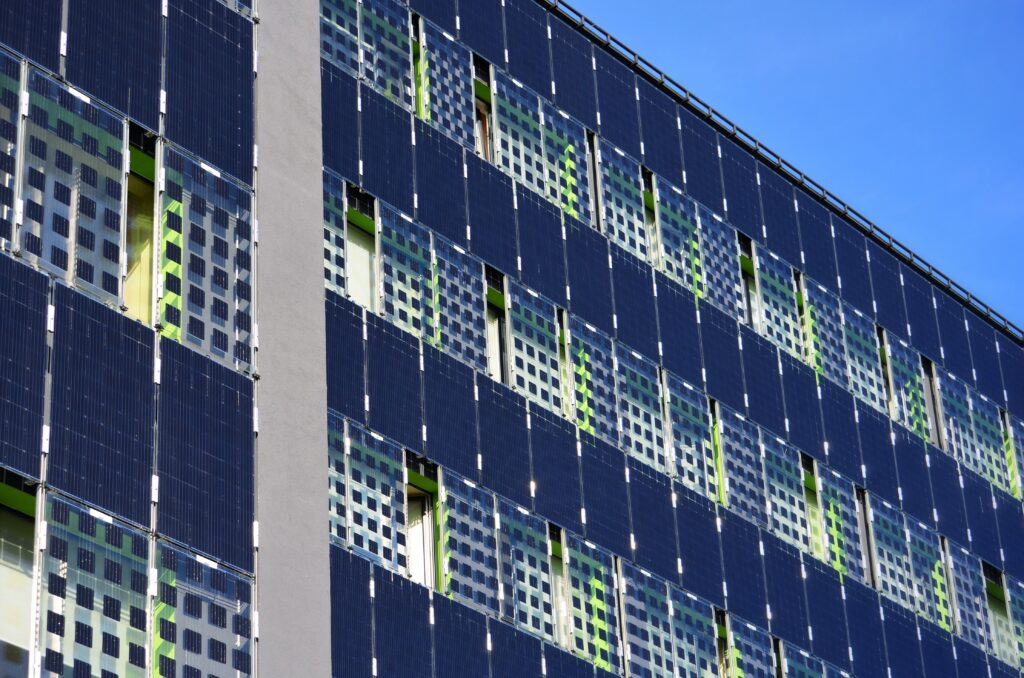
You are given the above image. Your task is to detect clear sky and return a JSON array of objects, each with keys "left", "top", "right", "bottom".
[{"left": 571, "top": 0, "right": 1024, "bottom": 325}]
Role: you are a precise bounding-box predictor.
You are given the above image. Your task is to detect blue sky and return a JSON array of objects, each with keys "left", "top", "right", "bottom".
[{"left": 572, "top": 0, "right": 1024, "bottom": 325}]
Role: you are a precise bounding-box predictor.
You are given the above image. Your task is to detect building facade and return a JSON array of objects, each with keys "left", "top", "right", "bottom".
[{"left": 1, "top": 0, "right": 1024, "bottom": 676}]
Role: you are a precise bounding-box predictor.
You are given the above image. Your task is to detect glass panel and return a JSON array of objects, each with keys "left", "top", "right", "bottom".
[
  {"left": 493, "top": 71, "right": 545, "bottom": 196},
  {"left": 803, "top": 281, "right": 848, "bottom": 388},
  {"left": 345, "top": 420, "right": 407, "bottom": 573},
  {"left": 947, "top": 543, "right": 992, "bottom": 652},
  {"left": 783, "top": 644, "right": 824, "bottom": 678},
  {"left": 868, "top": 497, "right": 914, "bottom": 608},
  {"left": 1006, "top": 576, "right": 1024, "bottom": 671},
  {"left": 763, "top": 436, "right": 810, "bottom": 552},
  {"left": 379, "top": 204, "right": 432, "bottom": 338},
  {"left": 361, "top": 0, "right": 413, "bottom": 108},
  {"left": 817, "top": 470, "right": 866, "bottom": 584},
  {"left": 887, "top": 336, "right": 930, "bottom": 443},
  {"left": 542, "top": 101, "right": 591, "bottom": 223},
  {"left": 698, "top": 208, "right": 743, "bottom": 321},
  {"left": 665, "top": 373, "right": 717, "bottom": 500},
  {"left": 497, "top": 499, "right": 553, "bottom": 639},
  {"left": 320, "top": 0, "right": 361, "bottom": 76},
  {"left": 160, "top": 146, "right": 254, "bottom": 369},
  {"left": 569, "top": 317, "right": 618, "bottom": 445},
  {"left": 323, "top": 170, "right": 347, "bottom": 297},
  {"left": 843, "top": 303, "right": 887, "bottom": 414},
  {"left": 39, "top": 496, "right": 148, "bottom": 677},
  {"left": 668, "top": 587, "right": 719, "bottom": 677},
  {"left": 508, "top": 281, "right": 563, "bottom": 414},
  {"left": 442, "top": 470, "right": 499, "bottom": 613},
  {"left": 421, "top": 20, "right": 475, "bottom": 149},
  {"left": 969, "top": 392, "right": 1012, "bottom": 494},
  {"left": 0, "top": 50, "right": 19, "bottom": 242},
  {"left": 615, "top": 345, "right": 667, "bottom": 474},
  {"left": 597, "top": 139, "right": 648, "bottom": 262},
  {"left": 937, "top": 366, "right": 973, "bottom": 461},
  {"left": 906, "top": 520, "right": 951, "bottom": 631},
  {"left": 565, "top": 533, "right": 620, "bottom": 672},
  {"left": 153, "top": 542, "right": 254, "bottom": 677},
  {"left": 720, "top": 407, "right": 767, "bottom": 527},
  {"left": 621, "top": 562, "right": 675, "bottom": 677},
  {"left": 756, "top": 250, "right": 802, "bottom": 360},
  {"left": 729, "top": 616, "right": 776, "bottom": 678},
  {"left": 20, "top": 69, "right": 125, "bottom": 305},
  {"left": 430, "top": 235, "right": 488, "bottom": 371},
  {"left": 656, "top": 178, "right": 703, "bottom": 296},
  {"left": 1008, "top": 414, "right": 1024, "bottom": 500},
  {"left": 328, "top": 410, "right": 347, "bottom": 545}
]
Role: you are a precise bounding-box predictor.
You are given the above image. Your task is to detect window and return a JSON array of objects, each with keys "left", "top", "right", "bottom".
[
  {"left": 125, "top": 123, "right": 156, "bottom": 324},
  {"left": 983, "top": 561, "right": 1016, "bottom": 663},
  {"left": 876, "top": 326, "right": 896, "bottom": 415},
  {"left": 801, "top": 453, "right": 826, "bottom": 560},
  {"left": 738, "top": 233, "right": 759, "bottom": 327},
  {"left": 0, "top": 470, "right": 36, "bottom": 661},
  {"left": 485, "top": 265, "right": 509, "bottom": 384},
  {"left": 548, "top": 524, "right": 573, "bottom": 650},
  {"left": 855, "top": 486, "right": 878, "bottom": 589},
  {"left": 345, "top": 185, "right": 378, "bottom": 312},
  {"left": 586, "top": 130, "right": 602, "bottom": 232},
  {"left": 921, "top": 356, "right": 943, "bottom": 448},
  {"left": 412, "top": 15, "right": 427, "bottom": 120},
  {"left": 406, "top": 454, "right": 440, "bottom": 591},
  {"left": 473, "top": 54, "right": 493, "bottom": 161}
]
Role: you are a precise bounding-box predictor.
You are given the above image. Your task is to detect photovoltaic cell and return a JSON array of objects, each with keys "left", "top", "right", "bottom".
[
  {"left": 720, "top": 136, "right": 762, "bottom": 242},
  {"left": 49, "top": 285, "right": 154, "bottom": 525},
  {"left": 422, "top": 342, "right": 478, "bottom": 478},
  {"left": 598, "top": 139, "right": 648, "bottom": 262},
  {"left": 728, "top": 616, "right": 776, "bottom": 678},
  {"left": 886, "top": 335, "right": 930, "bottom": 444},
  {"left": 868, "top": 497, "right": 913, "bottom": 608},
  {"left": 627, "top": 460, "right": 678, "bottom": 580},
  {"left": 542, "top": 100, "right": 592, "bottom": 225},
  {"left": 365, "top": 313, "right": 422, "bottom": 450},
  {"left": 569, "top": 317, "right": 618, "bottom": 445},
  {"left": 763, "top": 436, "right": 810, "bottom": 552},
  {"left": 758, "top": 164, "right": 801, "bottom": 266},
  {"left": 320, "top": 0, "right": 360, "bottom": 76},
  {"left": 153, "top": 541, "right": 254, "bottom": 677},
  {"left": 783, "top": 644, "right": 824, "bottom": 678},
  {"left": 515, "top": 187, "right": 567, "bottom": 305},
  {"left": 679, "top": 108, "right": 723, "bottom": 215},
  {"left": 656, "top": 178, "right": 702, "bottom": 295},
  {"left": 466, "top": 153, "right": 517, "bottom": 275},
  {"left": 566, "top": 533, "right": 621, "bottom": 672},
  {"left": 322, "top": 170, "right": 347, "bottom": 296},
  {"left": 698, "top": 209, "right": 744, "bottom": 321},
  {"left": 906, "top": 520, "right": 951, "bottom": 630},
  {"left": 158, "top": 337, "right": 254, "bottom": 571},
  {"left": 843, "top": 302, "right": 887, "bottom": 414},
  {"left": 549, "top": 15, "right": 596, "bottom": 129},
  {"left": 360, "top": 86, "right": 414, "bottom": 214},
  {"left": 817, "top": 470, "right": 867, "bottom": 585},
  {"left": 503, "top": 0, "right": 551, "bottom": 97},
  {"left": 379, "top": 204, "right": 432, "bottom": 338},
  {"left": 611, "top": 248, "right": 659, "bottom": 359},
  {"left": 160, "top": 146, "right": 254, "bottom": 369},
  {"left": 756, "top": 247, "right": 802, "bottom": 361},
  {"left": 493, "top": 71, "right": 546, "bottom": 197},
  {"left": 719, "top": 406, "right": 767, "bottom": 527},
  {"left": 321, "top": 61, "right": 360, "bottom": 181},
  {"left": 329, "top": 543, "right": 374, "bottom": 677},
  {"left": 361, "top": 0, "right": 413, "bottom": 108},
  {"left": 497, "top": 498, "right": 554, "bottom": 640},
  {"left": 594, "top": 49, "right": 640, "bottom": 160},
  {"left": 668, "top": 588, "right": 719, "bottom": 677},
  {"left": 430, "top": 234, "right": 487, "bottom": 370},
  {"left": 565, "top": 220, "right": 614, "bottom": 334},
  {"left": 508, "top": 281, "right": 563, "bottom": 414},
  {"left": 794, "top": 191, "right": 837, "bottom": 291},
  {"left": 968, "top": 391, "right": 1012, "bottom": 494},
  {"left": 39, "top": 495, "right": 149, "bottom": 678},
  {"left": 422, "top": 20, "right": 475, "bottom": 149},
  {"left": 803, "top": 280, "right": 848, "bottom": 389},
  {"left": 947, "top": 542, "right": 992, "bottom": 653},
  {"left": 328, "top": 411, "right": 347, "bottom": 544},
  {"left": 665, "top": 373, "right": 717, "bottom": 500},
  {"left": 620, "top": 562, "right": 675, "bottom": 678},
  {"left": 831, "top": 219, "right": 873, "bottom": 317},
  {"left": 442, "top": 469, "right": 499, "bottom": 614},
  {"left": 615, "top": 345, "right": 666, "bottom": 474},
  {"left": 19, "top": 69, "right": 125, "bottom": 306},
  {"left": 414, "top": 121, "right": 466, "bottom": 245}
]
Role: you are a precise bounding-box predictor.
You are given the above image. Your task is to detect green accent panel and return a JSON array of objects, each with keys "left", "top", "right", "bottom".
[
  {"left": 408, "top": 469, "right": 438, "bottom": 494},
  {"left": 0, "top": 482, "right": 34, "bottom": 517},
  {"left": 347, "top": 207, "right": 376, "bottom": 235},
  {"left": 1006, "top": 428, "right": 1022, "bottom": 499},
  {"left": 933, "top": 559, "right": 952, "bottom": 632},
  {"left": 474, "top": 78, "right": 491, "bottom": 104},
  {"left": 713, "top": 417, "right": 727, "bottom": 507},
  {"left": 152, "top": 565, "right": 178, "bottom": 675},
  {"left": 550, "top": 538, "right": 563, "bottom": 559},
  {"left": 739, "top": 254, "right": 755, "bottom": 277},
  {"left": 826, "top": 498, "right": 848, "bottom": 581},
  {"left": 160, "top": 199, "right": 184, "bottom": 341},
  {"left": 130, "top": 145, "right": 156, "bottom": 182},
  {"left": 486, "top": 286, "right": 505, "bottom": 310}
]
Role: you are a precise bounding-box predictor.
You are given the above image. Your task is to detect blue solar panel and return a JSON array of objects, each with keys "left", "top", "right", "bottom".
[
  {"left": 966, "top": 310, "right": 1005, "bottom": 404},
  {"left": 955, "top": 637, "right": 992, "bottom": 678},
  {"left": 516, "top": 189, "right": 567, "bottom": 304},
  {"left": 719, "top": 136, "right": 762, "bottom": 242},
  {"left": 549, "top": 16, "right": 597, "bottom": 129},
  {"left": 675, "top": 484, "right": 723, "bottom": 606},
  {"left": 919, "top": 620, "right": 957, "bottom": 678},
  {"left": 740, "top": 327, "right": 785, "bottom": 436},
  {"left": 366, "top": 313, "right": 422, "bottom": 451},
  {"left": 322, "top": 61, "right": 360, "bottom": 182},
  {"left": 720, "top": 511, "right": 768, "bottom": 628},
  {"left": 961, "top": 470, "right": 1001, "bottom": 565},
  {"left": 325, "top": 291, "right": 366, "bottom": 422},
  {"left": 0, "top": 255, "right": 47, "bottom": 479},
  {"left": 594, "top": 49, "right": 641, "bottom": 160},
  {"left": 580, "top": 434, "right": 631, "bottom": 556},
  {"left": 819, "top": 379, "right": 861, "bottom": 481},
  {"left": 758, "top": 163, "right": 802, "bottom": 266},
  {"left": 831, "top": 219, "right": 874, "bottom": 316},
  {"left": 929, "top": 451, "right": 969, "bottom": 546},
  {"left": 996, "top": 492, "right": 1024, "bottom": 579},
  {"left": 478, "top": 380, "right": 531, "bottom": 508},
  {"left": 423, "top": 343, "right": 478, "bottom": 478},
  {"left": 679, "top": 108, "right": 723, "bottom": 215},
  {"left": 375, "top": 569, "right": 432, "bottom": 675},
  {"left": 415, "top": 120, "right": 467, "bottom": 245},
  {"left": 504, "top": 0, "right": 551, "bottom": 96},
  {"left": 49, "top": 285, "right": 154, "bottom": 526},
  {"left": 804, "top": 558, "right": 850, "bottom": 669},
  {"left": 867, "top": 240, "right": 908, "bottom": 338},
  {"left": 565, "top": 221, "right": 614, "bottom": 335},
  {"left": 901, "top": 266, "right": 942, "bottom": 362},
  {"left": 65, "top": 0, "right": 161, "bottom": 130},
  {"left": 166, "top": 0, "right": 253, "bottom": 183},
  {"left": 457, "top": 0, "right": 504, "bottom": 64},
  {"left": 699, "top": 303, "right": 745, "bottom": 413},
  {"left": 762, "top": 536, "right": 808, "bottom": 646},
  {"left": 330, "top": 546, "right": 374, "bottom": 678},
  {"left": 637, "top": 79, "right": 683, "bottom": 182},
  {"left": 999, "top": 340, "right": 1024, "bottom": 419},
  {"left": 794, "top": 191, "right": 838, "bottom": 291},
  {"left": 656, "top": 274, "right": 703, "bottom": 387},
  {"left": 779, "top": 352, "right": 824, "bottom": 460},
  {"left": 892, "top": 426, "right": 935, "bottom": 525},
  {"left": 934, "top": 290, "right": 974, "bottom": 384},
  {"left": 434, "top": 591, "right": 491, "bottom": 678},
  {"left": 466, "top": 153, "right": 518, "bottom": 275},
  {"left": 844, "top": 579, "right": 887, "bottom": 678},
  {"left": 881, "top": 601, "right": 924, "bottom": 677},
  {"left": 410, "top": 0, "right": 456, "bottom": 33},
  {"left": 361, "top": 87, "right": 414, "bottom": 215},
  {"left": 157, "top": 337, "right": 254, "bottom": 571},
  {"left": 612, "top": 248, "right": 658, "bottom": 359},
  {"left": 627, "top": 459, "right": 678, "bottom": 582},
  {"left": 0, "top": 0, "right": 61, "bottom": 71},
  {"left": 489, "top": 617, "right": 544, "bottom": 678},
  {"left": 989, "top": 655, "right": 1017, "bottom": 678},
  {"left": 855, "top": 402, "right": 900, "bottom": 504},
  {"left": 544, "top": 644, "right": 596, "bottom": 678},
  {"left": 530, "top": 406, "right": 583, "bottom": 533}
]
